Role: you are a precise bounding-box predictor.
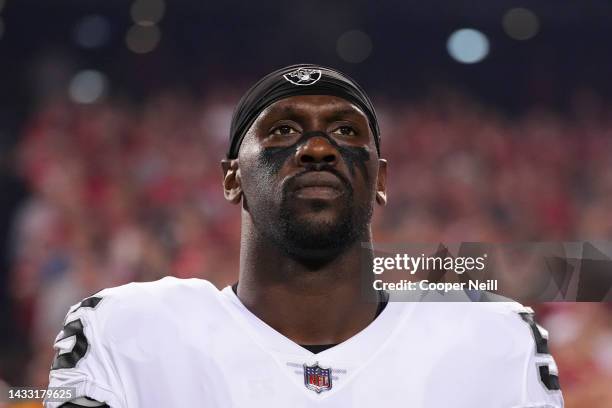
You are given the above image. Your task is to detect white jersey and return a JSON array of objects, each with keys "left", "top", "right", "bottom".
[{"left": 46, "top": 276, "right": 563, "bottom": 408}]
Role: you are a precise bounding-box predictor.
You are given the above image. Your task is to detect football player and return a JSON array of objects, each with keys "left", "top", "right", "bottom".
[{"left": 46, "top": 64, "right": 564, "bottom": 407}]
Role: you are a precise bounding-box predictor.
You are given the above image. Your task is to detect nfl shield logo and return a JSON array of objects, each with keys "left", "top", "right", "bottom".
[
  {"left": 303, "top": 362, "right": 332, "bottom": 393},
  {"left": 283, "top": 68, "right": 322, "bottom": 86}
]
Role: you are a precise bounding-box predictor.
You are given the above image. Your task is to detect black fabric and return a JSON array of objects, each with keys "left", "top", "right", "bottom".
[
  {"left": 538, "top": 365, "right": 561, "bottom": 390},
  {"left": 72, "top": 296, "right": 102, "bottom": 313},
  {"left": 51, "top": 319, "right": 88, "bottom": 370},
  {"left": 375, "top": 290, "right": 389, "bottom": 317},
  {"left": 519, "top": 312, "right": 550, "bottom": 354},
  {"left": 59, "top": 401, "right": 109, "bottom": 408},
  {"left": 228, "top": 64, "right": 381, "bottom": 159},
  {"left": 301, "top": 343, "right": 337, "bottom": 354}
]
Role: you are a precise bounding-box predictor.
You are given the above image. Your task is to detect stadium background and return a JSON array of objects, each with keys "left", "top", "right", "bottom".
[{"left": 1, "top": 1, "right": 611, "bottom": 406}]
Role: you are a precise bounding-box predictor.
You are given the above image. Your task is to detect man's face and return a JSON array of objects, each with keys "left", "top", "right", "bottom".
[{"left": 224, "top": 95, "right": 387, "bottom": 258}]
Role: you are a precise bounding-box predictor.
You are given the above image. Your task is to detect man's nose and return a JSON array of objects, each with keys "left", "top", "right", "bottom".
[{"left": 294, "top": 136, "right": 338, "bottom": 167}]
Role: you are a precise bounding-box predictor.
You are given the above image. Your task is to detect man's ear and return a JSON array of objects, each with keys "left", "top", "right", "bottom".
[
  {"left": 375, "top": 159, "right": 387, "bottom": 206},
  {"left": 221, "top": 159, "right": 242, "bottom": 204}
]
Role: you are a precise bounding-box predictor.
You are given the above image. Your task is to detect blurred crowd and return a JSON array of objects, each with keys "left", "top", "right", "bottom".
[{"left": 3, "top": 89, "right": 612, "bottom": 406}]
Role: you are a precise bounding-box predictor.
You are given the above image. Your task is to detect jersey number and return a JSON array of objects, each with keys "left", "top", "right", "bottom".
[
  {"left": 51, "top": 296, "right": 102, "bottom": 370},
  {"left": 519, "top": 312, "right": 561, "bottom": 391}
]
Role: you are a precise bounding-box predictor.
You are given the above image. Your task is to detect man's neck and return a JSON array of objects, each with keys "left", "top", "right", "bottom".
[{"left": 236, "top": 221, "right": 380, "bottom": 345}]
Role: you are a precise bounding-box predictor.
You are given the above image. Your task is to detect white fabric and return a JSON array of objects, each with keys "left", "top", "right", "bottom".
[{"left": 46, "top": 276, "right": 564, "bottom": 407}]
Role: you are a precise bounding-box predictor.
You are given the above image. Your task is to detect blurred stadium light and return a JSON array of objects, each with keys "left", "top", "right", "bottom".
[
  {"left": 126, "top": 24, "right": 161, "bottom": 54},
  {"left": 73, "top": 15, "right": 111, "bottom": 49},
  {"left": 502, "top": 8, "right": 540, "bottom": 41},
  {"left": 131, "top": 0, "right": 165, "bottom": 26},
  {"left": 68, "top": 69, "right": 108, "bottom": 103},
  {"left": 447, "top": 28, "right": 489, "bottom": 64},
  {"left": 336, "top": 29, "right": 373, "bottom": 63}
]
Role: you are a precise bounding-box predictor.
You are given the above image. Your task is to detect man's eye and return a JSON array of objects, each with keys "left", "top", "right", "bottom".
[
  {"left": 332, "top": 126, "right": 356, "bottom": 136},
  {"left": 271, "top": 125, "right": 298, "bottom": 135}
]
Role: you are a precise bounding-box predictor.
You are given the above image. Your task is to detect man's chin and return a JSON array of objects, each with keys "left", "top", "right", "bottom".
[
  {"left": 275, "top": 199, "right": 369, "bottom": 255},
  {"left": 282, "top": 218, "right": 353, "bottom": 251},
  {"left": 291, "top": 210, "right": 342, "bottom": 228}
]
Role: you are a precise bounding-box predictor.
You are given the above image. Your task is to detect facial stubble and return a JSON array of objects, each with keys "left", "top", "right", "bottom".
[{"left": 248, "top": 132, "right": 374, "bottom": 263}]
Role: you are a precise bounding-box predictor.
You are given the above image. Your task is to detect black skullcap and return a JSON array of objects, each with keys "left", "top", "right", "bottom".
[{"left": 227, "top": 64, "right": 380, "bottom": 159}]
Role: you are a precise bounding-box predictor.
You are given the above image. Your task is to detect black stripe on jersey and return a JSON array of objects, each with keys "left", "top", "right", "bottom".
[
  {"left": 519, "top": 312, "right": 549, "bottom": 354},
  {"left": 538, "top": 365, "right": 561, "bottom": 391},
  {"left": 52, "top": 296, "right": 103, "bottom": 370},
  {"left": 59, "top": 397, "right": 109, "bottom": 408},
  {"left": 51, "top": 319, "right": 88, "bottom": 370},
  {"left": 71, "top": 296, "right": 103, "bottom": 313}
]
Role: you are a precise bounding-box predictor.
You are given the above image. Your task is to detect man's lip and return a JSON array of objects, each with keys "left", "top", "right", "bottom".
[
  {"left": 287, "top": 171, "right": 347, "bottom": 199},
  {"left": 290, "top": 171, "right": 345, "bottom": 191},
  {"left": 293, "top": 186, "right": 343, "bottom": 199}
]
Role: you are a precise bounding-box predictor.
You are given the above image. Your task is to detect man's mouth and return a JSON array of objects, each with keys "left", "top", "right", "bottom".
[
  {"left": 294, "top": 185, "right": 342, "bottom": 199},
  {"left": 288, "top": 171, "right": 347, "bottom": 200}
]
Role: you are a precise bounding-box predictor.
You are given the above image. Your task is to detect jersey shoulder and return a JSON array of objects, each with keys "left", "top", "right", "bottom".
[
  {"left": 464, "top": 300, "right": 541, "bottom": 346},
  {"left": 94, "top": 276, "right": 219, "bottom": 309},
  {"left": 404, "top": 298, "right": 542, "bottom": 356},
  {"left": 70, "top": 277, "right": 222, "bottom": 339},
  {"left": 47, "top": 278, "right": 224, "bottom": 408}
]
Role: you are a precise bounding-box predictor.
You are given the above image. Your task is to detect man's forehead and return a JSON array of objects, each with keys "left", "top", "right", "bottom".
[{"left": 259, "top": 95, "right": 368, "bottom": 120}]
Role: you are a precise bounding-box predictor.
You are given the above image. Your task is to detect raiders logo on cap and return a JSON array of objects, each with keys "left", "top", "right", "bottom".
[{"left": 283, "top": 67, "right": 322, "bottom": 86}]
